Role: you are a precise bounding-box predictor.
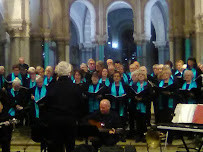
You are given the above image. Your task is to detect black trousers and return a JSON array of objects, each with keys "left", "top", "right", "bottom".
[
  {"left": 0, "top": 140, "right": 11, "bottom": 152},
  {"left": 46, "top": 125, "right": 76, "bottom": 152},
  {"left": 48, "top": 139, "right": 75, "bottom": 152},
  {"left": 135, "top": 112, "right": 147, "bottom": 137},
  {"left": 0, "top": 126, "right": 12, "bottom": 152}
]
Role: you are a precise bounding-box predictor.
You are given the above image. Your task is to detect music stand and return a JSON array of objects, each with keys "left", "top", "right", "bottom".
[{"left": 157, "top": 104, "right": 203, "bottom": 152}]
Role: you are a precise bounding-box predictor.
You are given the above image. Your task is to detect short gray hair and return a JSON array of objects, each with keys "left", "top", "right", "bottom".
[
  {"left": 12, "top": 77, "right": 21, "bottom": 86},
  {"left": 55, "top": 61, "right": 72, "bottom": 77},
  {"left": 184, "top": 70, "right": 194, "bottom": 78}
]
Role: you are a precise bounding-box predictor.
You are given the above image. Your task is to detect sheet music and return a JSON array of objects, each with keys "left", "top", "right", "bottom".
[{"left": 172, "top": 104, "right": 197, "bottom": 123}]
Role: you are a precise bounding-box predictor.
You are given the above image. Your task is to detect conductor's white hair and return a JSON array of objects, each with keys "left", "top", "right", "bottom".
[
  {"left": 55, "top": 61, "right": 72, "bottom": 77},
  {"left": 12, "top": 77, "right": 21, "bottom": 85}
]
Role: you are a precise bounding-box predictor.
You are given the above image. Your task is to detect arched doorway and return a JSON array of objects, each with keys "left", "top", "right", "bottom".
[
  {"left": 69, "top": 0, "right": 96, "bottom": 67},
  {"left": 145, "top": 0, "right": 169, "bottom": 71},
  {"left": 106, "top": 1, "right": 135, "bottom": 66}
]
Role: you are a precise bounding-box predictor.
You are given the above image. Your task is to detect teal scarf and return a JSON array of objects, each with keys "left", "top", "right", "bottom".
[
  {"left": 11, "top": 73, "right": 22, "bottom": 82},
  {"left": 175, "top": 70, "right": 183, "bottom": 76},
  {"left": 128, "top": 72, "right": 131, "bottom": 80},
  {"left": 34, "top": 85, "right": 47, "bottom": 118},
  {"left": 88, "top": 83, "right": 100, "bottom": 113},
  {"left": 73, "top": 80, "right": 83, "bottom": 84},
  {"left": 122, "top": 73, "right": 129, "bottom": 84},
  {"left": 44, "top": 76, "right": 53, "bottom": 85},
  {"left": 71, "top": 75, "right": 74, "bottom": 81},
  {"left": 30, "top": 79, "right": 36, "bottom": 88},
  {"left": 0, "top": 76, "right": 4, "bottom": 89},
  {"left": 151, "top": 73, "right": 154, "bottom": 77},
  {"left": 99, "top": 78, "right": 110, "bottom": 86},
  {"left": 111, "top": 81, "right": 125, "bottom": 116},
  {"left": 159, "top": 78, "right": 174, "bottom": 109},
  {"left": 136, "top": 81, "right": 147, "bottom": 113},
  {"left": 182, "top": 81, "right": 197, "bottom": 104},
  {"left": 8, "top": 88, "right": 18, "bottom": 116}
]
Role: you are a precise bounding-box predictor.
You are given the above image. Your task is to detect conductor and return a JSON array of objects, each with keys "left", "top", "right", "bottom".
[{"left": 41, "top": 61, "right": 83, "bottom": 152}]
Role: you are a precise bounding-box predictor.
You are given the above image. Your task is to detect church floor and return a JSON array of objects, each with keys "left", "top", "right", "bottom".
[{"left": 7, "top": 127, "right": 202, "bottom": 152}]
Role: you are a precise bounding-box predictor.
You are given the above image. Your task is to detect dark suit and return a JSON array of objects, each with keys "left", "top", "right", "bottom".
[{"left": 41, "top": 76, "right": 83, "bottom": 152}]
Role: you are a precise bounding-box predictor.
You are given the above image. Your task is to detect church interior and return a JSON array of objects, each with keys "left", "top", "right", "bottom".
[{"left": 0, "top": 0, "right": 202, "bottom": 152}]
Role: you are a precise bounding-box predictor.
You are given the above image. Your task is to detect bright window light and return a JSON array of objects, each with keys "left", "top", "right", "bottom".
[{"left": 112, "top": 42, "right": 118, "bottom": 48}]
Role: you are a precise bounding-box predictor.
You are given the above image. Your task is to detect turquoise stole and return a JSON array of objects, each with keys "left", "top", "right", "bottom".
[
  {"left": 128, "top": 72, "right": 131, "bottom": 80},
  {"left": 111, "top": 81, "right": 125, "bottom": 116},
  {"left": 159, "top": 78, "right": 174, "bottom": 109},
  {"left": 99, "top": 78, "right": 110, "bottom": 86},
  {"left": 175, "top": 70, "right": 182, "bottom": 76},
  {"left": 0, "top": 76, "right": 4, "bottom": 89},
  {"left": 8, "top": 88, "right": 18, "bottom": 116},
  {"left": 88, "top": 83, "right": 100, "bottom": 113},
  {"left": 11, "top": 73, "right": 22, "bottom": 84},
  {"left": 73, "top": 80, "right": 83, "bottom": 84},
  {"left": 122, "top": 73, "right": 129, "bottom": 84},
  {"left": 44, "top": 76, "right": 53, "bottom": 85},
  {"left": 136, "top": 81, "right": 147, "bottom": 113},
  {"left": 34, "top": 85, "right": 47, "bottom": 118},
  {"left": 71, "top": 75, "right": 74, "bottom": 81},
  {"left": 151, "top": 73, "right": 154, "bottom": 77},
  {"left": 30, "top": 79, "right": 36, "bottom": 88},
  {"left": 182, "top": 81, "right": 197, "bottom": 104}
]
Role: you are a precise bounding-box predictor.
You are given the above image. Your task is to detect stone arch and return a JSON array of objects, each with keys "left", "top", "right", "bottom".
[
  {"left": 106, "top": 0, "right": 134, "bottom": 34},
  {"left": 69, "top": 0, "right": 96, "bottom": 42},
  {"left": 70, "top": 17, "right": 80, "bottom": 44},
  {"left": 144, "top": 0, "right": 169, "bottom": 42}
]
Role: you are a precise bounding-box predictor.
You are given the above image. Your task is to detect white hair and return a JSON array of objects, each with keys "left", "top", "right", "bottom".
[
  {"left": 55, "top": 61, "right": 72, "bottom": 77},
  {"left": 0, "top": 66, "right": 4, "bottom": 71},
  {"left": 12, "top": 77, "right": 21, "bottom": 85},
  {"left": 184, "top": 70, "right": 194, "bottom": 78},
  {"left": 36, "top": 75, "right": 43, "bottom": 82},
  {"left": 28, "top": 67, "right": 35, "bottom": 73},
  {"left": 80, "top": 63, "right": 87, "bottom": 67},
  {"left": 131, "top": 70, "right": 139, "bottom": 77}
]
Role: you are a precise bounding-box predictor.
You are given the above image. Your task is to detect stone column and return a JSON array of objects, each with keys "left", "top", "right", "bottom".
[
  {"left": 195, "top": 32, "right": 203, "bottom": 63},
  {"left": 154, "top": 41, "right": 168, "bottom": 64},
  {"left": 65, "top": 42, "right": 70, "bottom": 63},
  {"left": 30, "top": 36, "right": 43, "bottom": 67},
  {"left": 185, "top": 36, "right": 191, "bottom": 62},
  {"left": 10, "top": 30, "right": 21, "bottom": 66},
  {"left": 95, "top": 35, "right": 107, "bottom": 61},
  {"left": 44, "top": 39, "right": 50, "bottom": 68},
  {"left": 174, "top": 37, "right": 184, "bottom": 62},
  {"left": 169, "top": 37, "right": 175, "bottom": 64},
  {"left": 56, "top": 39, "right": 66, "bottom": 62}
]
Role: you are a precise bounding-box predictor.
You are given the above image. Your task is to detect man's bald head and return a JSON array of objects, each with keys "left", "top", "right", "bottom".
[
  {"left": 107, "top": 59, "right": 113, "bottom": 66},
  {"left": 100, "top": 99, "right": 111, "bottom": 114}
]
